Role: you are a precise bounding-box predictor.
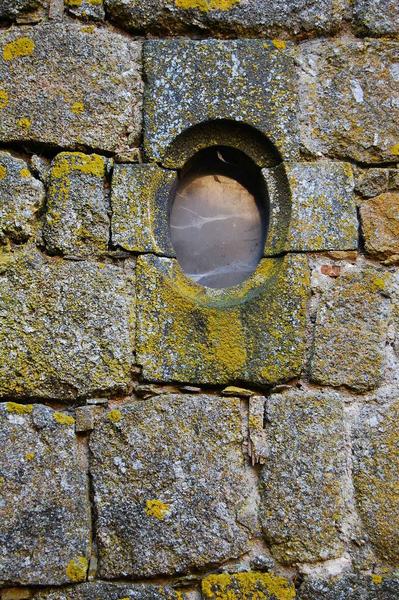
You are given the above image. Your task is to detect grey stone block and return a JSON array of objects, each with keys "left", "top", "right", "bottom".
[
  {"left": 259, "top": 388, "right": 346, "bottom": 564},
  {"left": 0, "top": 403, "right": 90, "bottom": 585},
  {"left": 0, "top": 23, "right": 142, "bottom": 153},
  {"left": 90, "top": 395, "right": 254, "bottom": 578}
]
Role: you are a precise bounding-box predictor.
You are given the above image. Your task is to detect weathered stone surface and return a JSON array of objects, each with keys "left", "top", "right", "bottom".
[
  {"left": 144, "top": 39, "right": 299, "bottom": 163},
  {"left": 202, "top": 572, "right": 296, "bottom": 600},
  {"left": 43, "top": 152, "right": 109, "bottom": 258},
  {"left": 0, "top": 247, "right": 135, "bottom": 399},
  {"left": 285, "top": 161, "right": 357, "bottom": 252},
  {"left": 111, "top": 163, "right": 175, "bottom": 255},
  {"left": 136, "top": 254, "right": 309, "bottom": 385},
  {"left": 298, "top": 574, "right": 399, "bottom": 599},
  {"left": 0, "top": 402, "right": 89, "bottom": 584},
  {"left": 353, "top": 400, "right": 399, "bottom": 562},
  {"left": 299, "top": 39, "right": 399, "bottom": 163},
  {"left": 0, "top": 23, "right": 142, "bottom": 153},
  {"left": 0, "top": 151, "right": 44, "bottom": 244},
  {"left": 310, "top": 265, "right": 391, "bottom": 391},
  {"left": 355, "top": 168, "right": 389, "bottom": 199},
  {"left": 360, "top": 193, "right": 399, "bottom": 264},
  {"left": 353, "top": 0, "right": 399, "bottom": 35},
  {"left": 105, "top": 0, "right": 345, "bottom": 37},
  {"left": 259, "top": 388, "right": 346, "bottom": 564},
  {"left": 0, "top": 0, "right": 46, "bottom": 20},
  {"left": 33, "top": 582, "right": 182, "bottom": 599},
  {"left": 65, "top": 0, "right": 105, "bottom": 20},
  {"left": 90, "top": 395, "right": 254, "bottom": 578}
]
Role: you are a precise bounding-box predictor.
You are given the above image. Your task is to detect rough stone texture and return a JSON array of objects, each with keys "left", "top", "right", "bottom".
[
  {"left": 0, "top": 23, "right": 142, "bottom": 153},
  {"left": 310, "top": 265, "right": 391, "bottom": 391},
  {"left": 33, "top": 582, "right": 182, "bottom": 599},
  {"left": 353, "top": 400, "right": 399, "bottom": 562},
  {"left": 90, "top": 395, "right": 254, "bottom": 578},
  {"left": 285, "top": 161, "right": 358, "bottom": 252},
  {"left": 355, "top": 168, "right": 389, "bottom": 199},
  {"left": 202, "top": 572, "right": 296, "bottom": 600},
  {"left": 299, "top": 39, "right": 399, "bottom": 163},
  {"left": 0, "top": 151, "right": 44, "bottom": 244},
  {"left": 259, "top": 388, "right": 346, "bottom": 564},
  {"left": 353, "top": 0, "right": 399, "bottom": 35},
  {"left": 0, "top": 402, "right": 89, "bottom": 584},
  {"left": 65, "top": 0, "right": 105, "bottom": 20},
  {"left": 111, "top": 163, "right": 176, "bottom": 255},
  {"left": 0, "top": 0, "right": 46, "bottom": 20},
  {"left": 360, "top": 193, "right": 399, "bottom": 264},
  {"left": 0, "top": 247, "right": 135, "bottom": 399},
  {"left": 136, "top": 254, "right": 309, "bottom": 385},
  {"left": 144, "top": 39, "right": 299, "bottom": 163},
  {"left": 43, "top": 152, "right": 109, "bottom": 258},
  {"left": 105, "top": 0, "right": 345, "bottom": 37},
  {"left": 298, "top": 574, "right": 399, "bottom": 599}
]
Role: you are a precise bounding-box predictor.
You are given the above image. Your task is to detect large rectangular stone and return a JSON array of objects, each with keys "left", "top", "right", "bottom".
[
  {"left": 43, "top": 152, "right": 110, "bottom": 258},
  {"left": 0, "top": 248, "right": 135, "bottom": 399},
  {"left": 144, "top": 39, "right": 299, "bottom": 164},
  {"left": 259, "top": 388, "right": 346, "bottom": 564},
  {"left": 0, "top": 403, "right": 90, "bottom": 585},
  {"left": 0, "top": 23, "right": 142, "bottom": 153},
  {"left": 33, "top": 583, "right": 183, "bottom": 599},
  {"left": 90, "top": 395, "right": 254, "bottom": 578},
  {"left": 105, "top": 0, "right": 345, "bottom": 37},
  {"left": 353, "top": 400, "right": 399, "bottom": 563},
  {"left": 136, "top": 254, "right": 309, "bottom": 386},
  {"left": 310, "top": 265, "right": 391, "bottom": 391},
  {"left": 299, "top": 39, "right": 399, "bottom": 163}
]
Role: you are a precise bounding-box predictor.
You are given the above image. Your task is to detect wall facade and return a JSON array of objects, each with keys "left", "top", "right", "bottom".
[{"left": 0, "top": 0, "right": 399, "bottom": 598}]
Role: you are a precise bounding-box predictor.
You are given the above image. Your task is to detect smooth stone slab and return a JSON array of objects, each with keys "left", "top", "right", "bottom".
[
  {"left": 144, "top": 39, "right": 299, "bottom": 163},
  {"left": 90, "top": 395, "right": 254, "bottom": 578},
  {"left": 0, "top": 23, "right": 142, "bottom": 153},
  {"left": 136, "top": 253, "right": 309, "bottom": 385},
  {"left": 0, "top": 247, "right": 135, "bottom": 399},
  {"left": 0, "top": 403, "right": 90, "bottom": 585}
]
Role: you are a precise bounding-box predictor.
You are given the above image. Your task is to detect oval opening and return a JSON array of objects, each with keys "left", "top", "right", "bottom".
[{"left": 169, "top": 146, "right": 268, "bottom": 289}]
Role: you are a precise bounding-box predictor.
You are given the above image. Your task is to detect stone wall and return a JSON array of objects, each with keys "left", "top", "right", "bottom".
[{"left": 0, "top": 0, "right": 399, "bottom": 599}]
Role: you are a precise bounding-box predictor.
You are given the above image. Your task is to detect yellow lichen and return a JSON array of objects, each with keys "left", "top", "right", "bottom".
[
  {"left": 390, "top": 143, "right": 399, "bottom": 156},
  {"left": 89, "top": 0, "right": 102, "bottom": 4},
  {"left": 17, "top": 117, "right": 31, "bottom": 129},
  {"left": 0, "top": 89, "right": 9, "bottom": 109},
  {"left": 51, "top": 152, "right": 105, "bottom": 179},
  {"left": 65, "top": 556, "right": 88, "bottom": 582},
  {"left": 71, "top": 101, "right": 85, "bottom": 115},
  {"left": 19, "top": 168, "right": 31, "bottom": 178},
  {"left": 372, "top": 574, "right": 383, "bottom": 585},
  {"left": 53, "top": 412, "right": 75, "bottom": 426},
  {"left": 81, "top": 25, "right": 95, "bottom": 33},
  {"left": 3, "top": 37, "right": 35, "bottom": 61},
  {"left": 6, "top": 402, "right": 33, "bottom": 415},
  {"left": 65, "top": 0, "right": 82, "bottom": 5},
  {"left": 0, "top": 164, "right": 7, "bottom": 180},
  {"left": 272, "top": 39, "right": 287, "bottom": 50},
  {"left": 175, "top": 0, "right": 239, "bottom": 10},
  {"left": 107, "top": 409, "right": 122, "bottom": 423},
  {"left": 0, "top": 476, "right": 4, "bottom": 487},
  {"left": 206, "top": 309, "right": 247, "bottom": 374},
  {"left": 25, "top": 452, "right": 35, "bottom": 461},
  {"left": 202, "top": 572, "right": 296, "bottom": 600},
  {"left": 145, "top": 499, "right": 170, "bottom": 520}
]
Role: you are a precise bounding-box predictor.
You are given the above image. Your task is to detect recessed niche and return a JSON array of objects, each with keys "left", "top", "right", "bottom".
[{"left": 169, "top": 147, "right": 268, "bottom": 289}]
